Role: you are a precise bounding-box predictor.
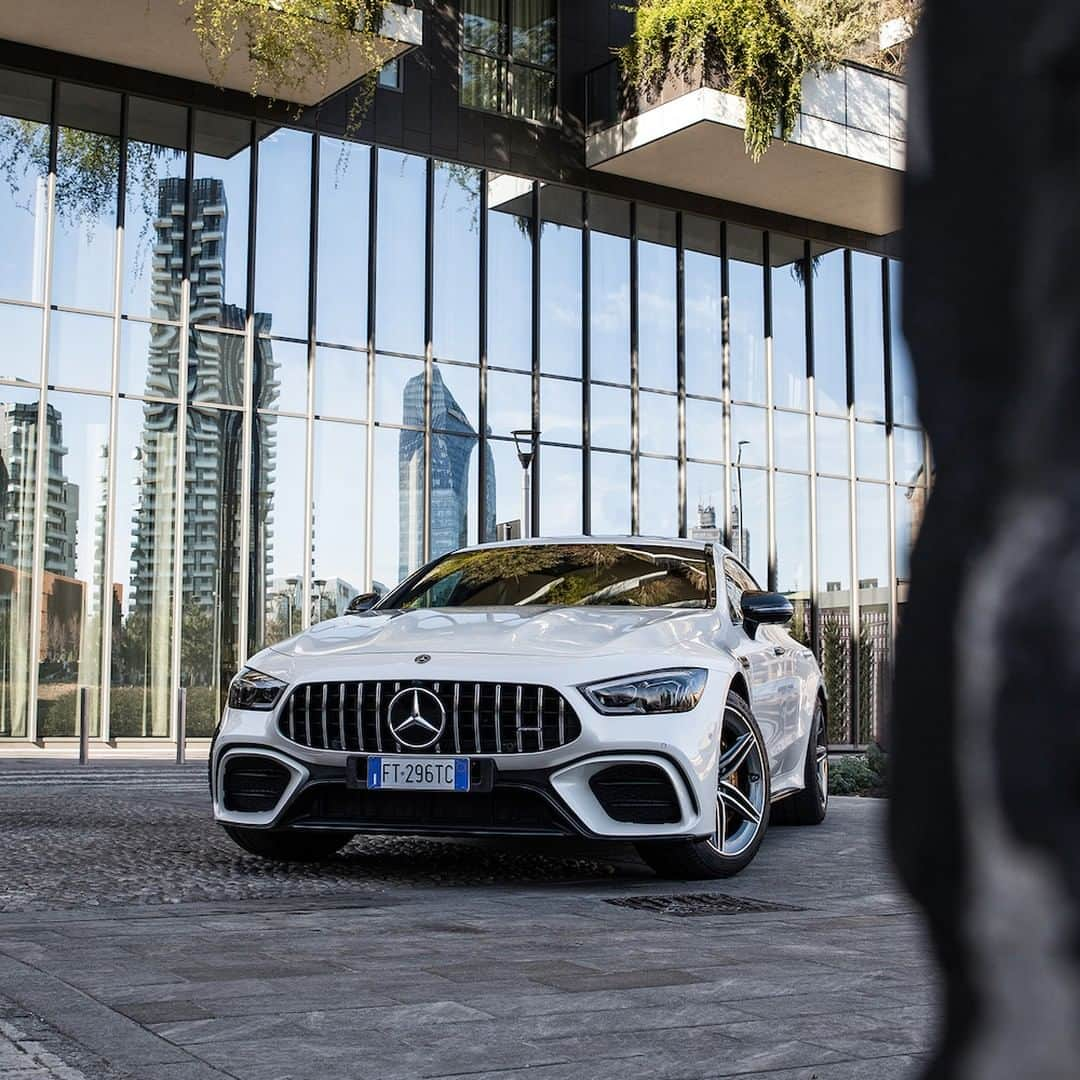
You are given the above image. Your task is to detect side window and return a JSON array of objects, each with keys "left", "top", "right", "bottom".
[{"left": 724, "top": 558, "right": 760, "bottom": 623}]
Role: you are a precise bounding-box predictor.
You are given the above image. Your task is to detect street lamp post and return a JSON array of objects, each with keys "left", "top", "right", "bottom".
[
  {"left": 313, "top": 579, "right": 327, "bottom": 624},
  {"left": 285, "top": 577, "right": 300, "bottom": 635},
  {"left": 511, "top": 429, "right": 539, "bottom": 539},
  {"left": 736, "top": 440, "right": 749, "bottom": 564}
]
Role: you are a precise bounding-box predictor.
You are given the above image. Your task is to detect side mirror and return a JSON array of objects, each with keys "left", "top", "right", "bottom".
[
  {"left": 740, "top": 590, "right": 793, "bottom": 636},
  {"left": 345, "top": 592, "right": 381, "bottom": 615}
]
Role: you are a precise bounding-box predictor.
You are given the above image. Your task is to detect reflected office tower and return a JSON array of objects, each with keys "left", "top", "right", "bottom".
[
  {"left": 130, "top": 177, "right": 277, "bottom": 635},
  {"left": 690, "top": 503, "right": 720, "bottom": 542},
  {"left": 398, "top": 368, "right": 495, "bottom": 582}
]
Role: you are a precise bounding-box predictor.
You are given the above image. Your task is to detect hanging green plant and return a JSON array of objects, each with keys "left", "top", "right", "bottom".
[
  {"left": 183, "top": 0, "right": 393, "bottom": 127},
  {"left": 616, "top": 0, "right": 889, "bottom": 162}
]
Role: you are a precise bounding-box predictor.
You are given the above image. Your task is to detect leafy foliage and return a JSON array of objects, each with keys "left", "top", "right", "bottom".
[
  {"left": 185, "top": 0, "right": 392, "bottom": 129},
  {"left": 828, "top": 741, "right": 887, "bottom": 796},
  {"left": 617, "top": 0, "right": 919, "bottom": 161}
]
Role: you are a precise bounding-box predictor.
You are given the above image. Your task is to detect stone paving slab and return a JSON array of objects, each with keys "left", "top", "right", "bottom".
[{"left": 0, "top": 769, "right": 935, "bottom": 1080}]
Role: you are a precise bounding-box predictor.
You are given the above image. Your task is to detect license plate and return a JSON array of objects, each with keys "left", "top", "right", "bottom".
[{"left": 366, "top": 756, "right": 470, "bottom": 792}]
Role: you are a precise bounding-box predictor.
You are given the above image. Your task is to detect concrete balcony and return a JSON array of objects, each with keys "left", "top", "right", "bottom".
[
  {"left": 586, "top": 60, "right": 905, "bottom": 236},
  {"left": 0, "top": 0, "right": 422, "bottom": 107}
]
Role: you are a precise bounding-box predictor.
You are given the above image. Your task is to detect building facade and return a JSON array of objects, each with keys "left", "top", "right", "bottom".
[{"left": 0, "top": 1, "right": 926, "bottom": 750}]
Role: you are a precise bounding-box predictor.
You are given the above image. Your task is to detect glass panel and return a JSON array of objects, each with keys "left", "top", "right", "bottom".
[
  {"left": 254, "top": 128, "right": 310, "bottom": 341},
  {"left": 0, "top": 73, "right": 50, "bottom": 303},
  {"left": 895, "top": 481, "right": 925, "bottom": 590},
  {"left": 894, "top": 426, "right": 925, "bottom": 487},
  {"left": 110, "top": 398, "right": 176, "bottom": 737},
  {"left": 817, "top": 476, "right": 851, "bottom": 742},
  {"left": 52, "top": 86, "right": 121, "bottom": 313},
  {"left": 36, "top": 392, "right": 109, "bottom": 738},
  {"left": 590, "top": 451, "right": 630, "bottom": 534},
  {"left": 0, "top": 303, "right": 43, "bottom": 384},
  {"left": 378, "top": 58, "right": 401, "bottom": 90},
  {"left": 684, "top": 215, "right": 723, "bottom": 398},
  {"left": 48, "top": 310, "right": 112, "bottom": 391},
  {"left": 639, "top": 391, "right": 677, "bottom": 456},
  {"left": 852, "top": 252, "right": 885, "bottom": 421},
  {"left": 317, "top": 139, "right": 369, "bottom": 348},
  {"left": 539, "top": 444, "right": 581, "bottom": 536},
  {"left": 639, "top": 455, "right": 678, "bottom": 538},
  {"left": 856, "top": 482, "right": 889, "bottom": 743},
  {"left": 590, "top": 197, "right": 630, "bottom": 384},
  {"left": 487, "top": 172, "right": 533, "bottom": 371},
  {"left": 512, "top": 0, "right": 557, "bottom": 65},
  {"left": 540, "top": 185, "right": 582, "bottom": 376},
  {"left": 120, "top": 319, "right": 180, "bottom": 400},
  {"left": 123, "top": 98, "right": 187, "bottom": 320},
  {"left": 192, "top": 111, "right": 251, "bottom": 321},
  {"left": 486, "top": 367, "right": 532, "bottom": 436},
  {"left": 373, "top": 425, "right": 422, "bottom": 590},
  {"left": 511, "top": 66, "right": 556, "bottom": 124},
  {"left": 638, "top": 206, "right": 676, "bottom": 391},
  {"left": 312, "top": 419, "right": 366, "bottom": 621},
  {"left": 855, "top": 420, "right": 887, "bottom": 480},
  {"left": 733, "top": 466, "right": 766, "bottom": 587},
  {"left": 686, "top": 396, "right": 724, "bottom": 462},
  {"left": 731, "top": 404, "right": 766, "bottom": 467},
  {"left": 775, "top": 471, "right": 811, "bottom": 645},
  {"left": 811, "top": 244, "right": 846, "bottom": 415},
  {"left": 728, "top": 225, "right": 764, "bottom": 403},
  {"left": 433, "top": 162, "right": 480, "bottom": 363},
  {"left": 430, "top": 431, "right": 480, "bottom": 560},
  {"left": 462, "top": 53, "right": 504, "bottom": 112},
  {"left": 687, "top": 460, "right": 725, "bottom": 541},
  {"left": 188, "top": 327, "right": 246, "bottom": 407},
  {"left": 816, "top": 414, "right": 849, "bottom": 476},
  {"left": 182, "top": 405, "right": 243, "bottom": 735},
  {"left": 376, "top": 150, "right": 426, "bottom": 356},
  {"left": 258, "top": 337, "right": 306, "bottom": 414},
  {"left": 0, "top": 386, "right": 41, "bottom": 737},
  {"left": 463, "top": 0, "right": 504, "bottom": 51},
  {"left": 774, "top": 410, "right": 808, "bottom": 472},
  {"left": 590, "top": 383, "right": 630, "bottom": 452},
  {"left": 888, "top": 260, "right": 918, "bottom": 426},
  {"left": 315, "top": 346, "right": 366, "bottom": 420},
  {"left": 771, "top": 234, "right": 807, "bottom": 409},
  {"left": 540, "top": 376, "right": 581, "bottom": 444},
  {"left": 374, "top": 353, "right": 425, "bottom": 426},
  {"left": 432, "top": 363, "right": 478, "bottom": 432},
  {"left": 250, "top": 413, "right": 306, "bottom": 651},
  {"left": 485, "top": 437, "right": 522, "bottom": 539}
]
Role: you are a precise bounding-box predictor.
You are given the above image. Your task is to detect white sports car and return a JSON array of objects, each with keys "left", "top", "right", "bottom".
[{"left": 211, "top": 537, "right": 829, "bottom": 878}]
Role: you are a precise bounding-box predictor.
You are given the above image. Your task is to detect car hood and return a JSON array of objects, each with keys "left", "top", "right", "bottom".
[{"left": 263, "top": 607, "right": 717, "bottom": 663}]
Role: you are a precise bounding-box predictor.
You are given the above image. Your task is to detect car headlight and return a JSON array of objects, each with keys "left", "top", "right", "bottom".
[
  {"left": 227, "top": 668, "right": 287, "bottom": 711},
  {"left": 580, "top": 669, "right": 708, "bottom": 715}
]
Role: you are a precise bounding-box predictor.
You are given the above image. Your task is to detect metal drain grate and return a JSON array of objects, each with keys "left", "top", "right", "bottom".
[{"left": 605, "top": 892, "right": 804, "bottom": 916}]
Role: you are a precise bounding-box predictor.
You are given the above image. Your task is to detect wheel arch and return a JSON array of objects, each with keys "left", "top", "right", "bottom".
[{"left": 727, "top": 670, "right": 750, "bottom": 705}]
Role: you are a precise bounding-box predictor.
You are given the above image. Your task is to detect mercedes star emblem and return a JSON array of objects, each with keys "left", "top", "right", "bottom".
[
  {"left": 414, "top": 654, "right": 431, "bottom": 664},
  {"left": 386, "top": 687, "right": 446, "bottom": 749}
]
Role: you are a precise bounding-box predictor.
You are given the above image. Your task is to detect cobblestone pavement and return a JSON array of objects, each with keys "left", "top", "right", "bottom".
[{"left": 0, "top": 762, "right": 938, "bottom": 1080}]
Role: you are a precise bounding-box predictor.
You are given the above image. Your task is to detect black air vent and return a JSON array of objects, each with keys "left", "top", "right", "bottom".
[
  {"left": 589, "top": 763, "right": 682, "bottom": 824},
  {"left": 222, "top": 755, "right": 291, "bottom": 812}
]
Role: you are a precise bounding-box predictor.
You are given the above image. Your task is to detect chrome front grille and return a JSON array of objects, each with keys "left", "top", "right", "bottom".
[{"left": 277, "top": 680, "right": 582, "bottom": 755}]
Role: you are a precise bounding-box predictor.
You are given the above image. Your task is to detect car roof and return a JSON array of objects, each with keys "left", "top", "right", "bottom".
[{"left": 457, "top": 535, "right": 733, "bottom": 558}]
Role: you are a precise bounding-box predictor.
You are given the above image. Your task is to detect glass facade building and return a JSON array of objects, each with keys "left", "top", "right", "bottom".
[{"left": 0, "top": 23, "right": 923, "bottom": 750}]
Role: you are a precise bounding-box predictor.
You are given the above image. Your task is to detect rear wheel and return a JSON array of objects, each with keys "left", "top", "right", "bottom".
[
  {"left": 223, "top": 826, "right": 353, "bottom": 862},
  {"left": 772, "top": 696, "right": 828, "bottom": 826},
  {"left": 636, "top": 691, "right": 770, "bottom": 879}
]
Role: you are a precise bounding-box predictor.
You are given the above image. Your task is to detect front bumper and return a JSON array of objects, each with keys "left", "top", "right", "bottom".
[{"left": 211, "top": 674, "right": 725, "bottom": 842}]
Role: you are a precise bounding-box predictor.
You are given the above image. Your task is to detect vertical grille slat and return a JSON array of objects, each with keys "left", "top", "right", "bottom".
[{"left": 279, "top": 680, "right": 581, "bottom": 756}]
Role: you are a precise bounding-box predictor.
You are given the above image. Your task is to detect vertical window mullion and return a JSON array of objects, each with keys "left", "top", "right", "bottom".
[
  {"left": 364, "top": 148, "right": 378, "bottom": 590},
  {"left": 629, "top": 201, "right": 639, "bottom": 534},
  {"left": 763, "top": 231, "right": 776, "bottom": 592},
  {"left": 478, "top": 169, "right": 489, "bottom": 542},
  {"left": 530, "top": 180, "right": 540, "bottom": 534},
  {"left": 720, "top": 220, "right": 732, "bottom": 549},
  {"left": 676, "top": 211, "right": 687, "bottom": 538},
  {"left": 303, "top": 132, "right": 319, "bottom": 626},
  {"left": 805, "top": 239, "right": 820, "bottom": 660},
  {"left": 843, "top": 248, "right": 858, "bottom": 746},
  {"left": 423, "top": 157, "right": 435, "bottom": 561},
  {"left": 581, "top": 190, "right": 591, "bottom": 535}
]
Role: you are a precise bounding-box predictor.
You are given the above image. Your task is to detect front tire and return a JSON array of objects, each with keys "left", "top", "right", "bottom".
[
  {"left": 636, "top": 691, "right": 770, "bottom": 879},
  {"left": 223, "top": 826, "right": 353, "bottom": 862},
  {"left": 772, "top": 696, "right": 828, "bottom": 826}
]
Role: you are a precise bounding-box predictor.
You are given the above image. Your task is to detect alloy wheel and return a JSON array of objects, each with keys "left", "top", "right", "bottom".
[
  {"left": 708, "top": 705, "right": 767, "bottom": 857},
  {"left": 815, "top": 705, "right": 829, "bottom": 808}
]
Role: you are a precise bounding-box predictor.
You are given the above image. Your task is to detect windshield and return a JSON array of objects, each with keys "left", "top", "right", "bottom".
[{"left": 380, "top": 543, "right": 715, "bottom": 611}]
